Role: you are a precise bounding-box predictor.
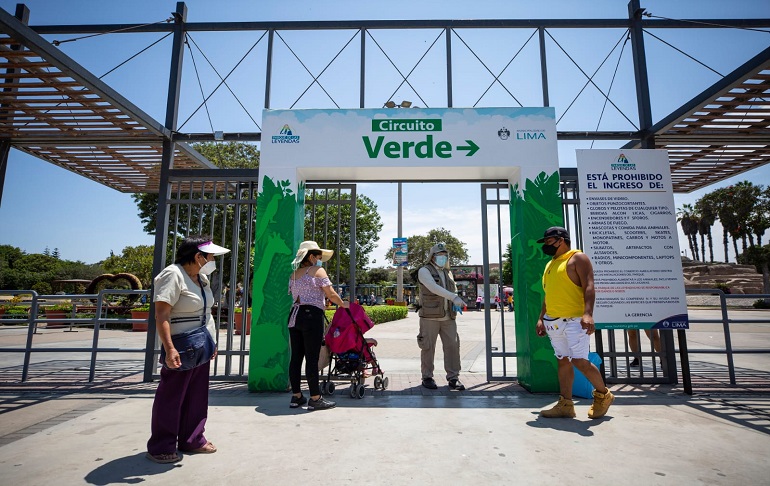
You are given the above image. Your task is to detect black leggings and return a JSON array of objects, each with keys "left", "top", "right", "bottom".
[{"left": 289, "top": 305, "right": 324, "bottom": 397}]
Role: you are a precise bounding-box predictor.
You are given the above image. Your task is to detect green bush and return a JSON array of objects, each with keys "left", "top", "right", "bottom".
[
  {"left": 323, "top": 304, "right": 408, "bottom": 325},
  {"left": 753, "top": 299, "right": 770, "bottom": 309},
  {"left": 43, "top": 303, "right": 73, "bottom": 312}
]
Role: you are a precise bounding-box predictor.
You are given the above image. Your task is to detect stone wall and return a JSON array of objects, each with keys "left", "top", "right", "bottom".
[{"left": 682, "top": 259, "right": 764, "bottom": 294}]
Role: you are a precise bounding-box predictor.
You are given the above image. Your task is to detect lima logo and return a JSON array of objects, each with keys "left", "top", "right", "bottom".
[
  {"left": 271, "top": 124, "right": 300, "bottom": 144},
  {"left": 611, "top": 152, "right": 636, "bottom": 171},
  {"left": 498, "top": 127, "right": 510, "bottom": 140},
  {"left": 515, "top": 129, "right": 546, "bottom": 141}
]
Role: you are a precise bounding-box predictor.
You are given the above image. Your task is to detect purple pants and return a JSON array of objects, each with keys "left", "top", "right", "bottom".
[{"left": 147, "top": 361, "right": 210, "bottom": 455}]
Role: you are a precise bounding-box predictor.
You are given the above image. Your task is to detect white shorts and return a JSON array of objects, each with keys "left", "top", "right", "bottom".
[{"left": 543, "top": 314, "right": 590, "bottom": 360}]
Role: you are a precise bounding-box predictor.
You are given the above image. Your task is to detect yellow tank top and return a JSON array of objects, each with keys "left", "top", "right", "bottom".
[{"left": 542, "top": 249, "right": 584, "bottom": 318}]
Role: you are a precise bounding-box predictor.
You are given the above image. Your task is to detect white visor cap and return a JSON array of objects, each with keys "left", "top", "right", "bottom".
[{"left": 197, "top": 241, "right": 231, "bottom": 256}]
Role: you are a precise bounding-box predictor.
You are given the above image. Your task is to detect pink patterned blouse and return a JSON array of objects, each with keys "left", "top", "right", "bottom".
[{"left": 287, "top": 268, "right": 332, "bottom": 327}]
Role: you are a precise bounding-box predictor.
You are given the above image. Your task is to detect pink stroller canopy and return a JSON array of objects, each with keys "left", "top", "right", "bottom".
[{"left": 325, "top": 303, "right": 374, "bottom": 354}]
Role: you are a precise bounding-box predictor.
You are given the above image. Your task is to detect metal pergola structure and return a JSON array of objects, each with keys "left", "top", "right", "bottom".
[
  {"left": 0, "top": 1, "right": 768, "bottom": 198},
  {"left": 1, "top": 0, "right": 768, "bottom": 384}
]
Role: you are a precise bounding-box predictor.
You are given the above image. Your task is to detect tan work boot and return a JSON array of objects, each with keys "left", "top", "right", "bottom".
[
  {"left": 539, "top": 396, "right": 576, "bottom": 418},
  {"left": 588, "top": 388, "right": 615, "bottom": 419}
]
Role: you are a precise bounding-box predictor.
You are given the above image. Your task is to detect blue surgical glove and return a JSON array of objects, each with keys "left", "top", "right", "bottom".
[{"left": 452, "top": 304, "right": 463, "bottom": 315}]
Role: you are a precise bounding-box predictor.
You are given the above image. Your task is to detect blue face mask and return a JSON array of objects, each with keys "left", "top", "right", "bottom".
[
  {"left": 435, "top": 255, "right": 448, "bottom": 267},
  {"left": 315, "top": 258, "right": 323, "bottom": 267}
]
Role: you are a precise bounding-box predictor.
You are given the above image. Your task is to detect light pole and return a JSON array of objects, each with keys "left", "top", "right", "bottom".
[{"left": 397, "top": 181, "right": 403, "bottom": 303}]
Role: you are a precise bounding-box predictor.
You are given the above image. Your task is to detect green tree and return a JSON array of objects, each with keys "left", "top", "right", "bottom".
[
  {"left": 737, "top": 244, "right": 770, "bottom": 304},
  {"left": 131, "top": 141, "right": 260, "bottom": 234},
  {"left": 695, "top": 192, "right": 718, "bottom": 262},
  {"left": 677, "top": 203, "right": 699, "bottom": 260},
  {"left": 731, "top": 181, "right": 761, "bottom": 251},
  {"left": 364, "top": 267, "right": 392, "bottom": 285},
  {"left": 0, "top": 245, "right": 102, "bottom": 292},
  {"left": 501, "top": 243, "right": 513, "bottom": 286},
  {"left": 747, "top": 185, "right": 769, "bottom": 248},
  {"left": 304, "top": 191, "right": 383, "bottom": 282},
  {"left": 102, "top": 245, "right": 155, "bottom": 287}
]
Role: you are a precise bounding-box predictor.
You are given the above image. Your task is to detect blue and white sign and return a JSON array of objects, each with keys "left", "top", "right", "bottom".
[
  {"left": 577, "top": 149, "right": 689, "bottom": 330},
  {"left": 393, "top": 237, "right": 408, "bottom": 267}
]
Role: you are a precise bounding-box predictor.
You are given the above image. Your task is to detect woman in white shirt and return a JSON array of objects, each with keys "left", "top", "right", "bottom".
[{"left": 146, "top": 235, "right": 229, "bottom": 464}]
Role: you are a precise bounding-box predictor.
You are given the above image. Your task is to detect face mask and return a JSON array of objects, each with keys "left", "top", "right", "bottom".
[
  {"left": 315, "top": 259, "right": 323, "bottom": 267},
  {"left": 435, "top": 255, "right": 448, "bottom": 267},
  {"left": 199, "top": 260, "right": 217, "bottom": 275},
  {"left": 541, "top": 240, "right": 560, "bottom": 256}
]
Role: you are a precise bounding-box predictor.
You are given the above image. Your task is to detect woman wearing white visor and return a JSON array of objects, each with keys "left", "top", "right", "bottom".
[{"left": 147, "top": 235, "right": 230, "bottom": 463}]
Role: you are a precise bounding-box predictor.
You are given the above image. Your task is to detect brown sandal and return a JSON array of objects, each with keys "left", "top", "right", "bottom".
[
  {"left": 183, "top": 441, "right": 217, "bottom": 454},
  {"left": 145, "top": 452, "right": 182, "bottom": 464}
]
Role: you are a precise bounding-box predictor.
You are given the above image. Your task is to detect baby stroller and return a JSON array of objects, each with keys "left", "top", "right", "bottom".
[{"left": 321, "top": 302, "right": 388, "bottom": 399}]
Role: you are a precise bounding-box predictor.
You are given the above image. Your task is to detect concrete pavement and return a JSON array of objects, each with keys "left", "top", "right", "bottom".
[{"left": 1, "top": 307, "right": 769, "bottom": 485}]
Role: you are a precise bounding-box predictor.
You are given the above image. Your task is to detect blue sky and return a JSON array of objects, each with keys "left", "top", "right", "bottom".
[{"left": 0, "top": 0, "right": 768, "bottom": 266}]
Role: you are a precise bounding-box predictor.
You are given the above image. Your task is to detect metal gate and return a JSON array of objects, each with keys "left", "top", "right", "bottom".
[
  {"left": 147, "top": 169, "right": 258, "bottom": 381},
  {"left": 304, "top": 183, "right": 358, "bottom": 303},
  {"left": 480, "top": 169, "right": 673, "bottom": 384}
]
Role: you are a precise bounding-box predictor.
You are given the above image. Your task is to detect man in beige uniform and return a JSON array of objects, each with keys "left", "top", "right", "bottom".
[{"left": 417, "top": 243, "right": 466, "bottom": 390}]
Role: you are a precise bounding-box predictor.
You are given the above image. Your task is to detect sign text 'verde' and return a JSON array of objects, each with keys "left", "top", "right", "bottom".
[{"left": 362, "top": 135, "right": 479, "bottom": 159}]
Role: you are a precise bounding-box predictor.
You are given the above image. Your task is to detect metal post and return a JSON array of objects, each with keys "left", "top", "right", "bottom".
[
  {"left": 538, "top": 27, "right": 549, "bottom": 107},
  {"left": 445, "top": 27, "right": 452, "bottom": 108},
  {"left": 145, "top": 1, "right": 187, "bottom": 382},
  {"left": 264, "top": 29, "right": 274, "bottom": 109},
  {"left": 628, "top": 0, "right": 654, "bottom": 148},
  {"left": 360, "top": 28, "right": 365, "bottom": 108},
  {"left": 720, "top": 291, "right": 737, "bottom": 384},
  {"left": 677, "top": 329, "right": 692, "bottom": 395},
  {"left": 481, "top": 185, "right": 492, "bottom": 381},
  {"left": 397, "top": 182, "right": 403, "bottom": 302},
  {"left": 349, "top": 185, "right": 357, "bottom": 301},
  {"left": 0, "top": 4, "right": 29, "bottom": 207}
]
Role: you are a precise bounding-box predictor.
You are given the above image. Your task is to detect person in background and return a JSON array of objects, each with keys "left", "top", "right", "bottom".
[
  {"left": 146, "top": 235, "right": 230, "bottom": 463},
  {"left": 628, "top": 329, "right": 662, "bottom": 367},
  {"left": 476, "top": 295, "right": 483, "bottom": 311},
  {"left": 288, "top": 241, "right": 349, "bottom": 411},
  {"left": 534, "top": 226, "right": 614, "bottom": 419},
  {"left": 417, "top": 243, "right": 465, "bottom": 391}
]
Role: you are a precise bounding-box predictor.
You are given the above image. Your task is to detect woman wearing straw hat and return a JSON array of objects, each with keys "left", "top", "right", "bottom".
[{"left": 288, "top": 241, "right": 349, "bottom": 410}]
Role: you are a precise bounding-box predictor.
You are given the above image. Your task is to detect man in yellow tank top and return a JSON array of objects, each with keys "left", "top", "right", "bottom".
[{"left": 534, "top": 226, "right": 615, "bottom": 419}]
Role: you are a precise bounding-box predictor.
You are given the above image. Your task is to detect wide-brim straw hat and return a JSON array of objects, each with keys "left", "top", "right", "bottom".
[{"left": 292, "top": 240, "right": 333, "bottom": 266}]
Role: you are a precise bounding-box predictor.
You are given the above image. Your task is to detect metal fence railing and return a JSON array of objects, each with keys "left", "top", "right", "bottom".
[
  {"left": 677, "top": 289, "right": 770, "bottom": 394},
  {"left": 0, "top": 289, "right": 150, "bottom": 382}
]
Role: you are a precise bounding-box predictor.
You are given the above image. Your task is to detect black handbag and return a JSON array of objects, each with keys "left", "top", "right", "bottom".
[{"left": 159, "top": 274, "right": 216, "bottom": 371}]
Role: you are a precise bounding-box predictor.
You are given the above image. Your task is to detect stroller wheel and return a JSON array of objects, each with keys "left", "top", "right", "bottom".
[
  {"left": 382, "top": 376, "right": 389, "bottom": 390},
  {"left": 356, "top": 384, "right": 366, "bottom": 399},
  {"left": 320, "top": 381, "right": 328, "bottom": 395},
  {"left": 374, "top": 375, "right": 383, "bottom": 390},
  {"left": 327, "top": 382, "right": 336, "bottom": 395},
  {"left": 349, "top": 384, "right": 357, "bottom": 398}
]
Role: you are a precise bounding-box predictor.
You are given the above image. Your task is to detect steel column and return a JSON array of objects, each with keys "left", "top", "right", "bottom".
[
  {"left": 264, "top": 29, "right": 274, "bottom": 109},
  {"left": 0, "top": 4, "right": 28, "bottom": 207},
  {"left": 538, "top": 27, "right": 549, "bottom": 107},
  {"left": 445, "top": 27, "right": 453, "bottom": 108},
  {"left": 628, "top": 0, "right": 654, "bottom": 148},
  {"left": 360, "top": 28, "right": 365, "bottom": 108},
  {"left": 145, "top": 1, "right": 187, "bottom": 382}
]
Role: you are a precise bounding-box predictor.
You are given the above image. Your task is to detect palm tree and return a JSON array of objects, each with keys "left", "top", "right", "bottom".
[
  {"left": 712, "top": 187, "right": 737, "bottom": 263},
  {"left": 732, "top": 181, "right": 760, "bottom": 252},
  {"left": 677, "top": 204, "right": 699, "bottom": 261},
  {"left": 747, "top": 185, "right": 769, "bottom": 248},
  {"left": 695, "top": 193, "right": 718, "bottom": 262}
]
